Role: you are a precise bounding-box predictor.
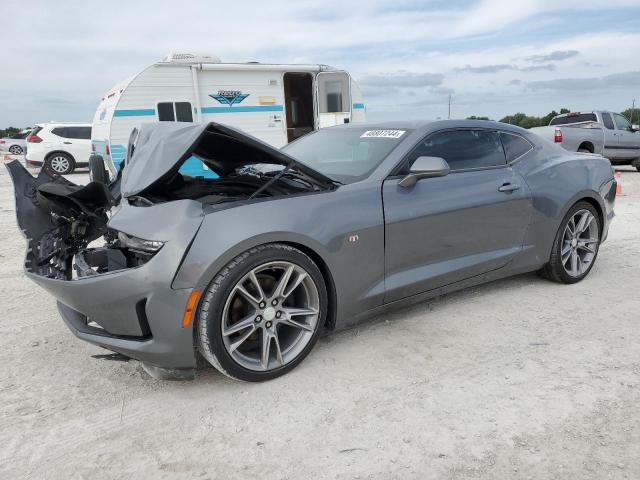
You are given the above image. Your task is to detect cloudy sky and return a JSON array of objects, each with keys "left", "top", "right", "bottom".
[{"left": 1, "top": 0, "right": 639, "bottom": 127}]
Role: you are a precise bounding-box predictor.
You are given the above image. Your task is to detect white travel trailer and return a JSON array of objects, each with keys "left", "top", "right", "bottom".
[{"left": 92, "top": 53, "right": 366, "bottom": 177}]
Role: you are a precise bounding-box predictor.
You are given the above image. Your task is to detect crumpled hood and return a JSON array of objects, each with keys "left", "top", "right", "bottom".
[{"left": 121, "top": 122, "right": 334, "bottom": 198}]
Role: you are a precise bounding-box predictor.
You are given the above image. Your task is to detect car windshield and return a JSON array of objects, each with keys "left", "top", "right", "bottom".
[{"left": 282, "top": 127, "right": 410, "bottom": 184}]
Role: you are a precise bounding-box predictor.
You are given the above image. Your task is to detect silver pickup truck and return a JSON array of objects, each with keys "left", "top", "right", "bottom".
[{"left": 531, "top": 111, "right": 640, "bottom": 171}]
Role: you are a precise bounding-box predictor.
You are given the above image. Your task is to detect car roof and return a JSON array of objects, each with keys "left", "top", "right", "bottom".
[
  {"left": 328, "top": 119, "right": 529, "bottom": 135},
  {"left": 36, "top": 122, "right": 91, "bottom": 127}
]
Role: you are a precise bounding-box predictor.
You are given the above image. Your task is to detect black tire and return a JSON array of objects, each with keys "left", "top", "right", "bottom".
[
  {"left": 197, "top": 243, "right": 327, "bottom": 382},
  {"left": 632, "top": 158, "right": 640, "bottom": 173},
  {"left": 89, "top": 155, "right": 108, "bottom": 184},
  {"left": 538, "top": 201, "right": 601, "bottom": 284},
  {"left": 45, "top": 152, "right": 75, "bottom": 175},
  {"left": 577, "top": 148, "right": 591, "bottom": 153},
  {"left": 9, "top": 145, "right": 23, "bottom": 155}
]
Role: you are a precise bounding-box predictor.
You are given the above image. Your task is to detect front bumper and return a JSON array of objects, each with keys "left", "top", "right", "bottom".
[{"left": 31, "top": 244, "right": 199, "bottom": 369}]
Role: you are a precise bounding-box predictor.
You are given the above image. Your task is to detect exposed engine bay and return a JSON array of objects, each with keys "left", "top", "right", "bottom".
[{"left": 6, "top": 122, "right": 335, "bottom": 280}]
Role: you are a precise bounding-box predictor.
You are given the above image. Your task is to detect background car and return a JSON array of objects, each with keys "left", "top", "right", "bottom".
[
  {"left": 7, "top": 120, "right": 616, "bottom": 382},
  {"left": 0, "top": 130, "right": 30, "bottom": 155},
  {"left": 25, "top": 122, "right": 92, "bottom": 174}
]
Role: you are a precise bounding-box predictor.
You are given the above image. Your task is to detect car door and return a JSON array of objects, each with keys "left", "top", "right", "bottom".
[
  {"left": 382, "top": 128, "right": 532, "bottom": 303},
  {"left": 63, "top": 126, "right": 92, "bottom": 163},
  {"left": 600, "top": 112, "right": 619, "bottom": 159},
  {"left": 613, "top": 113, "right": 640, "bottom": 159}
]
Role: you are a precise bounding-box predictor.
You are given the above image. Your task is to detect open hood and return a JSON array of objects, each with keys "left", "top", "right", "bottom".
[{"left": 121, "top": 122, "right": 335, "bottom": 198}]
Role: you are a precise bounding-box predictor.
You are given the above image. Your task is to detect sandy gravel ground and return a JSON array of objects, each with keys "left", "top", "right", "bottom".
[{"left": 1, "top": 157, "right": 639, "bottom": 480}]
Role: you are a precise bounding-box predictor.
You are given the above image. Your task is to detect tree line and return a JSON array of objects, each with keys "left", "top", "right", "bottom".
[{"left": 468, "top": 108, "right": 639, "bottom": 128}]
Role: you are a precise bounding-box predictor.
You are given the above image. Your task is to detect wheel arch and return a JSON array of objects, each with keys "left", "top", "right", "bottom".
[
  {"left": 279, "top": 240, "right": 337, "bottom": 331},
  {"left": 180, "top": 234, "right": 339, "bottom": 332},
  {"left": 577, "top": 141, "right": 594, "bottom": 153},
  {"left": 45, "top": 150, "right": 76, "bottom": 164}
]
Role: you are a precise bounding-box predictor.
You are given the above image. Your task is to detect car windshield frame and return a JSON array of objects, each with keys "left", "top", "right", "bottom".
[{"left": 281, "top": 127, "right": 412, "bottom": 184}]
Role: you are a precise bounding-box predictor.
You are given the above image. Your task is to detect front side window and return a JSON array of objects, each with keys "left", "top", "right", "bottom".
[
  {"left": 410, "top": 129, "right": 506, "bottom": 171},
  {"left": 602, "top": 113, "right": 615, "bottom": 130},
  {"left": 500, "top": 132, "right": 533, "bottom": 162},
  {"left": 614, "top": 113, "right": 632, "bottom": 131},
  {"left": 158, "top": 102, "right": 193, "bottom": 122}
]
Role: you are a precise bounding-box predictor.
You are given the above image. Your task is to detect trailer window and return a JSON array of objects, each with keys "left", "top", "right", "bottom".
[
  {"left": 157, "top": 103, "right": 175, "bottom": 122},
  {"left": 157, "top": 102, "right": 193, "bottom": 122},
  {"left": 317, "top": 73, "right": 350, "bottom": 113},
  {"left": 175, "top": 102, "right": 193, "bottom": 122}
]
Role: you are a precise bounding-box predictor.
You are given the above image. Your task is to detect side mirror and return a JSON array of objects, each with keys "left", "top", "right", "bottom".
[
  {"left": 631, "top": 124, "right": 639, "bottom": 132},
  {"left": 399, "top": 156, "right": 450, "bottom": 188}
]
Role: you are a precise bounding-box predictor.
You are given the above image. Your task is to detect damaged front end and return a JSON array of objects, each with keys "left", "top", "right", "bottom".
[{"left": 6, "top": 161, "right": 114, "bottom": 279}]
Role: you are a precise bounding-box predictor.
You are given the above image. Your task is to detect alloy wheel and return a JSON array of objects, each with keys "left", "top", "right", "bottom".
[
  {"left": 50, "top": 156, "right": 70, "bottom": 173},
  {"left": 221, "top": 261, "right": 320, "bottom": 371},
  {"left": 561, "top": 209, "right": 599, "bottom": 277},
  {"left": 9, "top": 145, "right": 22, "bottom": 154}
]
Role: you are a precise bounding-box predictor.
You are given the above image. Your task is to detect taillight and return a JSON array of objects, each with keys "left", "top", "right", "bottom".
[
  {"left": 105, "top": 144, "right": 110, "bottom": 156},
  {"left": 27, "top": 134, "right": 43, "bottom": 143},
  {"left": 0, "top": 140, "right": 5, "bottom": 144},
  {"left": 554, "top": 128, "right": 563, "bottom": 143}
]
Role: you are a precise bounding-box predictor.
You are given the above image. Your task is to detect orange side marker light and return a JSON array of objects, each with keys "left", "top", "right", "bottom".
[{"left": 182, "top": 289, "right": 201, "bottom": 328}]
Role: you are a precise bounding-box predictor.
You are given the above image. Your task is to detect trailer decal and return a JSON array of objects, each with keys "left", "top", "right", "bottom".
[
  {"left": 210, "top": 90, "right": 250, "bottom": 106},
  {"left": 201, "top": 105, "right": 284, "bottom": 114}
]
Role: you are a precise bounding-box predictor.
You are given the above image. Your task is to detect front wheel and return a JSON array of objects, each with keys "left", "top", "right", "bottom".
[
  {"left": 539, "top": 201, "right": 601, "bottom": 284},
  {"left": 197, "top": 243, "right": 327, "bottom": 382}
]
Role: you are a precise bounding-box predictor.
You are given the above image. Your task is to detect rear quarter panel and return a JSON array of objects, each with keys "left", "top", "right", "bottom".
[{"left": 513, "top": 139, "right": 614, "bottom": 267}]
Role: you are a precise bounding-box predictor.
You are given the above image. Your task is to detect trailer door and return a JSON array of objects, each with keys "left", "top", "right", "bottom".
[{"left": 316, "top": 72, "right": 351, "bottom": 129}]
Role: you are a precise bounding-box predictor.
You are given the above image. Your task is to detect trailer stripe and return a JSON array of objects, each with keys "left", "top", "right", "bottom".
[
  {"left": 200, "top": 105, "right": 284, "bottom": 113},
  {"left": 113, "top": 109, "right": 156, "bottom": 117}
]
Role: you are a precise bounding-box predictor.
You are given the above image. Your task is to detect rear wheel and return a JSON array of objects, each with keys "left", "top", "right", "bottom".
[
  {"left": 578, "top": 148, "right": 591, "bottom": 153},
  {"left": 45, "top": 153, "right": 74, "bottom": 175},
  {"left": 539, "top": 201, "right": 600, "bottom": 284},
  {"left": 9, "top": 145, "right": 23, "bottom": 155},
  {"left": 632, "top": 158, "right": 640, "bottom": 172},
  {"left": 197, "top": 243, "right": 327, "bottom": 382}
]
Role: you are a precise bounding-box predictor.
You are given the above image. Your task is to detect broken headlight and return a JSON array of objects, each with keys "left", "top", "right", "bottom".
[{"left": 117, "top": 232, "right": 164, "bottom": 253}]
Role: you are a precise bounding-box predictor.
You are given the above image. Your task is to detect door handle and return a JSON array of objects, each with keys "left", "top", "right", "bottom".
[
  {"left": 63, "top": 141, "right": 72, "bottom": 144},
  {"left": 498, "top": 183, "right": 520, "bottom": 193}
]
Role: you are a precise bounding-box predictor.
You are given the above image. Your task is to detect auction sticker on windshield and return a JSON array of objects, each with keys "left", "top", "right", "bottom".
[{"left": 360, "top": 130, "right": 406, "bottom": 139}]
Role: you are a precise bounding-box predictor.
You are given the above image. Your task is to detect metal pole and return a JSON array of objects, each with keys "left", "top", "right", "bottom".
[
  {"left": 631, "top": 99, "right": 636, "bottom": 124},
  {"left": 448, "top": 94, "right": 451, "bottom": 119}
]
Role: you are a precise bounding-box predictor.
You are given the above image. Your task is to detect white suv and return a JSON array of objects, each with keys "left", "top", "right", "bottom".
[{"left": 26, "top": 123, "right": 92, "bottom": 174}]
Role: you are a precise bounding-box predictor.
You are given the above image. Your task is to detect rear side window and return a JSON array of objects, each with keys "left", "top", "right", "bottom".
[
  {"left": 64, "top": 126, "right": 91, "bottom": 139},
  {"left": 411, "top": 129, "right": 506, "bottom": 171},
  {"left": 500, "top": 132, "right": 533, "bottom": 162},
  {"left": 51, "top": 127, "right": 68, "bottom": 138},
  {"left": 550, "top": 113, "right": 597, "bottom": 125},
  {"left": 158, "top": 102, "right": 193, "bottom": 122},
  {"left": 601, "top": 113, "right": 615, "bottom": 130},
  {"left": 10, "top": 132, "right": 28, "bottom": 139}
]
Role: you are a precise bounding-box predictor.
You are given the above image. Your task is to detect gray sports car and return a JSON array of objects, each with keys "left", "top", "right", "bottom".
[{"left": 7, "top": 120, "right": 616, "bottom": 381}]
